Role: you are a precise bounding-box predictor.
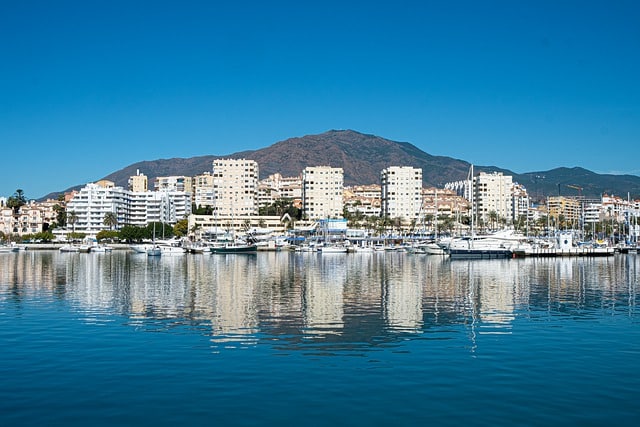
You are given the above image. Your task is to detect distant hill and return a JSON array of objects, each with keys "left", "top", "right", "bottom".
[{"left": 43, "top": 130, "right": 640, "bottom": 201}]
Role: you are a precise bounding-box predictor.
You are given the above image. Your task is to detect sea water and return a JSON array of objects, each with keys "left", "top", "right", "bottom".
[{"left": 1, "top": 250, "right": 639, "bottom": 426}]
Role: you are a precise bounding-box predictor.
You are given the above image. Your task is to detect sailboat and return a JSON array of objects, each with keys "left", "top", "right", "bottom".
[
  {"left": 447, "top": 164, "right": 515, "bottom": 259},
  {"left": 425, "top": 190, "right": 446, "bottom": 255},
  {"left": 146, "top": 222, "right": 161, "bottom": 256}
]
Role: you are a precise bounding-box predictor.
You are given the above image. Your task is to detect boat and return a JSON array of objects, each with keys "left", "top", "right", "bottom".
[
  {"left": 59, "top": 243, "right": 80, "bottom": 253},
  {"left": 0, "top": 243, "right": 19, "bottom": 253},
  {"left": 318, "top": 243, "right": 348, "bottom": 253},
  {"left": 146, "top": 244, "right": 162, "bottom": 257},
  {"left": 210, "top": 240, "right": 257, "bottom": 254},
  {"left": 91, "top": 244, "right": 113, "bottom": 253},
  {"left": 158, "top": 242, "right": 186, "bottom": 255},
  {"left": 146, "top": 222, "right": 163, "bottom": 256},
  {"left": 447, "top": 164, "right": 519, "bottom": 260},
  {"left": 424, "top": 241, "right": 446, "bottom": 255},
  {"left": 447, "top": 232, "right": 518, "bottom": 259},
  {"left": 130, "top": 243, "right": 155, "bottom": 254}
]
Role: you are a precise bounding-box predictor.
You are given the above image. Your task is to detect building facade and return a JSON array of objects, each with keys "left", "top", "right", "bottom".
[
  {"left": 302, "top": 166, "right": 344, "bottom": 220},
  {"left": 212, "top": 159, "right": 259, "bottom": 217},
  {"left": 193, "top": 172, "right": 215, "bottom": 208},
  {"left": 65, "top": 181, "right": 192, "bottom": 234},
  {"left": 380, "top": 166, "right": 422, "bottom": 225},
  {"left": 128, "top": 170, "right": 148, "bottom": 192},
  {"left": 473, "top": 172, "right": 514, "bottom": 227}
]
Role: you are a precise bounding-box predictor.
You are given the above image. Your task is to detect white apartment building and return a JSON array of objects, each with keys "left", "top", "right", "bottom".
[
  {"left": 65, "top": 183, "right": 130, "bottom": 235},
  {"left": 212, "top": 159, "right": 259, "bottom": 216},
  {"left": 512, "top": 183, "right": 530, "bottom": 222},
  {"left": 154, "top": 175, "right": 193, "bottom": 193},
  {"left": 193, "top": 172, "right": 214, "bottom": 208},
  {"left": 302, "top": 166, "right": 344, "bottom": 220},
  {"left": 473, "top": 172, "right": 514, "bottom": 226},
  {"left": 380, "top": 166, "right": 422, "bottom": 225},
  {"left": 65, "top": 182, "right": 192, "bottom": 234}
]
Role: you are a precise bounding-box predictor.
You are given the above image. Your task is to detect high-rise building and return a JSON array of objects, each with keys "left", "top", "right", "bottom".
[
  {"left": 128, "top": 170, "right": 148, "bottom": 192},
  {"left": 473, "top": 172, "right": 513, "bottom": 226},
  {"left": 380, "top": 166, "right": 422, "bottom": 224},
  {"left": 302, "top": 166, "right": 344, "bottom": 220},
  {"left": 193, "top": 172, "right": 215, "bottom": 208},
  {"left": 212, "top": 159, "right": 259, "bottom": 216}
]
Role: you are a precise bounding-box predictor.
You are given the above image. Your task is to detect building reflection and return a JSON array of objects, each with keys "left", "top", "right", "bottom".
[{"left": 1, "top": 251, "right": 639, "bottom": 352}]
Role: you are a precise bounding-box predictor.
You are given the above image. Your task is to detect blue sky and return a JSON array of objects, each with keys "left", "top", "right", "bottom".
[{"left": 1, "top": 0, "right": 639, "bottom": 199}]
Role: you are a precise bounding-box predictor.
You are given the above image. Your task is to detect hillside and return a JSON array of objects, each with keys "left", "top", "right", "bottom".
[{"left": 44, "top": 130, "right": 640, "bottom": 200}]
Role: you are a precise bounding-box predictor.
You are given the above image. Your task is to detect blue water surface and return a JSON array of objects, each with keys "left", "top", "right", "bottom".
[{"left": 1, "top": 251, "right": 639, "bottom": 426}]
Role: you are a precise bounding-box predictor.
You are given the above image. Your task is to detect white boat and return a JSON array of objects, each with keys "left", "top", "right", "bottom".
[
  {"left": 448, "top": 235, "right": 517, "bottom": 259},
  {"left": 318, "top": 243, "right": 348, "bottom": 253},
  {"left": 59, "top": 243, "right": 80, "bottom": 253},
  {"left": 91, "top": 244, "right": 113, "bottom": 253},
  {"left": 158, "top": 243, "right": 186, "bottom": 255},
  {"left": 130, "top": 243, "right": 155, "bottom": 254},
  {"left": 146, "top": 244, "right": 162, "bottom": 257},
  {"left": 0, "top": 244, "right": 19, "bottom": 253},
  {"left": 424, "top": 241, "right": 446, "bottom": 255}
]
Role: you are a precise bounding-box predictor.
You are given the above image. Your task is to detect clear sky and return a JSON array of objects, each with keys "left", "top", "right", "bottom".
[{"left": 1, "top": 0, "right": 639, "bottom": 199}]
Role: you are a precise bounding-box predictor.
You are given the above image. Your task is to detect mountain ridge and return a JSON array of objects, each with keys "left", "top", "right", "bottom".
[{"left": 42, "top": 130, "right": 640, "bottom": 201}]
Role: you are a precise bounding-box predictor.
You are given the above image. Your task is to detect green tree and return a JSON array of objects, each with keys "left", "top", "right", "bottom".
[
  {"left": 103, "top": 212, "right": 118, "bottom": 230},
  {"left": 67, "top": 211, "right": 78, "bottom": 239},
  {"left": 173, "top": 219, "right": 189, "bottom": 237},
  {"left": 53, "top": 204, "right": 66, "bottom": 227},
  {"left": 97, "top": 230, "right": 119, "bottom": 241},
  {"left": 7, "top": 190, "right": 27, "bottom": 221},
  {"left": 118, "top": 225, "right": 146, "bottom": 242}
]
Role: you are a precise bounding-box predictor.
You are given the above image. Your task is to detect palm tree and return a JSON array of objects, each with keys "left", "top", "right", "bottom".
[
  {"left": 67, "top": 210, "right": 78, "bottom": 241},
  {"left": 103, "top": 212, "right": 118, "bottom": 230}
]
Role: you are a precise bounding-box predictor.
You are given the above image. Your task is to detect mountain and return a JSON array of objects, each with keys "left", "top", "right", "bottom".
[{"left": 44, "top": 130, "right": 640, "bottom": 201}]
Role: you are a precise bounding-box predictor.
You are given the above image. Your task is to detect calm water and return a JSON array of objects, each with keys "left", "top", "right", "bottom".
[{"left": 1, "top": 250, "right": 639, "bottom": 426}]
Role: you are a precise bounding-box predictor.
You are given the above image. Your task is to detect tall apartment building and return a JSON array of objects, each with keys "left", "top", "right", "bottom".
[
  {"left": 473, "top": 172, "right": 514, "bottom": 225},
  {"left": 212, "top": 159, "right": 259, "bottom": 216},
  {"left": 380, "top": 166, "right": 423, "bottom": 224},
  {"left": 128, "top": 170, "right": 148, "bottom": 192},
  {"left": 302, "top": 166, "right": 344, "bottom": 220},
  {"left": 193, "top": 172, "right": 214, "bottom": 208},
  {"left": 512, "top": 183, "right": 530, "bottom": 222},
  {"left": 65, "top": 183, "right": 131, "bottom": 235}
]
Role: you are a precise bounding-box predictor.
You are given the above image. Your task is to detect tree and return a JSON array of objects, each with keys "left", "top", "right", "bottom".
[
  {"left": 97, "top": 230, "right": 119, "bottom": 242},
  {"left": 173, "top": 219, "right": 189, "bottom": 237},
  {"left": 67, "top": 211, "right": 78, "bottom": 238},
  {"left": 6, "top": 189, "right": 27, "bottom": 214},
  {"left": 103, "top": 212, "right": 118, "bottom": 230},
  {"left": 53, "top": 204, "right": 66, "bottom": 227},
  {"left": 118, "top": 225, "right": 147, "bottom": 243}
]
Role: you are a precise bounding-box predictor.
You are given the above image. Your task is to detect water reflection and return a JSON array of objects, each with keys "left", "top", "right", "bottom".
[{"left": 1, "top": 251, "right": 639, "bottom": 352}]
